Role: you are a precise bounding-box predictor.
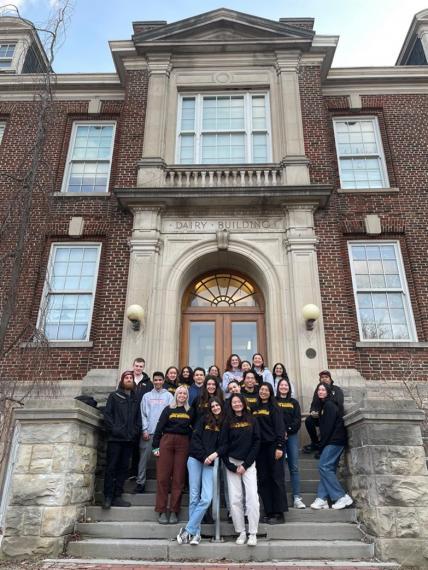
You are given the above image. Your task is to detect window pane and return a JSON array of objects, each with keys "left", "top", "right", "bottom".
[
  {"left": 351, "top": 243, "right": 413, "bottom": 341},
  {"left": 188, "top": 322, "right": 215, "bottom": 371},
  {"left": 202, "top": 133, "right": 245, "bottom": 164},
  {"left": 252, "top": 133, "right": 267, "bottom": 163},
  {"left": 232, "top": 322, "right": 258, "bottom": 361},
  {"left": 252, "top": 96, "right": 266, "bottom": 130}
]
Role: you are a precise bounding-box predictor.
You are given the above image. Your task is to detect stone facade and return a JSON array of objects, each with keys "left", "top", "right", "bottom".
[
  {"left": 0, "top": 400, "right": 101, "bottom": 558},
  {"left": 344, "top": 399, "right": 428, "bottom": 568}
]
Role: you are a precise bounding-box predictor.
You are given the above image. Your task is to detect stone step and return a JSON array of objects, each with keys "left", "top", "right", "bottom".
[
  {"left": 76, "top": 521, "right": 361, "bottom": 541},
  {"left": 86, "top": 505, "right": 356, "bottom": 524},
  {"left": 67, "top": 538, "right": 374, "bottom": 561},
  {"left": 123, "top": 478, "right": 320, "bottom": 494},
  {"left": 96, "top": 492, "right": 317, "bottom": 507}
]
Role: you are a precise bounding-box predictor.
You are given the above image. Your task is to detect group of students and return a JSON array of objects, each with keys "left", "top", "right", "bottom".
[{"left": 102, "top": 354, "right": 353, "bottom": 547}]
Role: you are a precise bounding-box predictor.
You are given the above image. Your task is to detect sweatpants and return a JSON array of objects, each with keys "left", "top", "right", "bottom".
[
  {"left": 136, "top": 434, "right": 153, "bottom": 487},
  {"left": 104, "top": 441, "right": 133, "bottom": 499},
  {"left": 155, "top": 433, "right": 190, "bottom": 514},
  {"left": 226, "top": 457, "right": 260, "bottom": 535},
  {"left": 256, "top": 442, "right": 288, "bottom": 516}
]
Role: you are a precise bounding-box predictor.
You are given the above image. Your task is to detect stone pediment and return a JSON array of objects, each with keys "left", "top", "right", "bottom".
[{"left": 133, "top": 8, "right": 314, "bottom": 54}]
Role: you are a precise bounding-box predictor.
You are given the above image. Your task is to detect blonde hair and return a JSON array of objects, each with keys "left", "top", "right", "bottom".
[{"left": 170, "top": 384, "right": 190, "bottom": 411}]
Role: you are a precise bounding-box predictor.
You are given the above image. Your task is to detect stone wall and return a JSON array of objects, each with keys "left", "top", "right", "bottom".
[
  {"left": 344, "top": 398, "right": 428, "bottom": 569},
  {"left": 0, "top": 399, "right": 102, "bottom": 559}
]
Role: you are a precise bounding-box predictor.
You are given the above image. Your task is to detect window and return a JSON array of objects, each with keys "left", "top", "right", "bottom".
[
  {"left": 62, "top": 122, "right": 116, "bottom": 193},
  {"left": 39, "top": 244, "right": 101, "bottom": 341},
  {"left": 177, "top": 93, "right": 270, "bottom": 164},
  {"left": 0, "top": 122, "right": 5, "bottom": 144},
  {"left": 0, "top": 43, "right": 15, "bottom": 68},
  {"left": 348, "top": 242, "right": 416, "bottom": 341},
  {"left": 188, "top": 273, "right": 258, "bottom": 307},
  {"left": 333, "top": 117, "right": 389, "bottom": 189}
]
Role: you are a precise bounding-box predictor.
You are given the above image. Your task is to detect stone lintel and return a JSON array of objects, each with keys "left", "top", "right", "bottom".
[
  {"left": 14, "top": 399, "right": 103, "bottom": 429},
  {"left": 114, "top": 185, "right": 332, "bottom": 210}
]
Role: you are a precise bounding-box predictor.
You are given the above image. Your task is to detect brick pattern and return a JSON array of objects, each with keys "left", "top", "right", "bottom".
[{"left": 299, "top": 67, "right": 428, "bottom": 380}]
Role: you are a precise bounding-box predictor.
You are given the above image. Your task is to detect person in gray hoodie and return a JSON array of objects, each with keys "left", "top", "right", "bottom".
[{"left": 135, "top": 371, "right": 173, "bottom": 493}]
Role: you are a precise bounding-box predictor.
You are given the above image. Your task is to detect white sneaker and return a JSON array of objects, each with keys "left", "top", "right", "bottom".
[
  {"left": 310, "top": 497, "right": 329, "bottom": 510},
  {"left": 190, "top": 534, "right": 201, "bottom": 545},
  {"left": 332, "top": 494, "right": 353, "bottom": 510},
  {"left": 293, "top": 496, "right": 306, "bottom": 509},
  {"left": 176, "top": 527, "right": 191, "bottom": 544},
  {"left": 235, "top": 531, "right": 247, "bottom": 545},
  {"left": 247, "top": 534, "right": 257, "bottom": 546}
]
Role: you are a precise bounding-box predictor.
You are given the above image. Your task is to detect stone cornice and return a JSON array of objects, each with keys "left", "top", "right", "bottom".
[
  {"left": 14, "top": 398, "right": 103, "bottom": 428},
  {"left": 114, "top": 184, "right": 332, "bottom": 209},
  {"left": 396, "top": 8, "right": 428, "bottom": 65}
]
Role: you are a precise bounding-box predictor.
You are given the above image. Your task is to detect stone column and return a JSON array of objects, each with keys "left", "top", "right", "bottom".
[
  {"left": 275, "top": 51, "right": 310, "bottom": 185},
  {"left": 283, "top": 203, "right": 328, "bottom": 410},
  {"left": 137, "top": 53, "right": 171, "bottom": 187},
  {"left": 344, "top": 399, "right": 428, "bottom": 568},
  {"left": 1, "top": 399, "right": 101, "bottom": 559},
  {"left": 118, "top": 206, "right": 163, "bottom": 373}
]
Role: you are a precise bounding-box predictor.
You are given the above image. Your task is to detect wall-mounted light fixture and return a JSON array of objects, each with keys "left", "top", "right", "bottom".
[
  {"left": 302, "top": 304, "right": 320, "bottom": 331},
  {"left": 126, "top": 304, "right": 144, "bottom": 331}
]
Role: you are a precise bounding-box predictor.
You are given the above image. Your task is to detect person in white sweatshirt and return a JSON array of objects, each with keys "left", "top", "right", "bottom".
[{"left": 135, "top": 371, "right": 173, "bottom": 493}]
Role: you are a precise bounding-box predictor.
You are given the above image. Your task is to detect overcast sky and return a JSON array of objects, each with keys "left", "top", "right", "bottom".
[{"left": 2, "top": 0, "right": 428, "bottom": 72}]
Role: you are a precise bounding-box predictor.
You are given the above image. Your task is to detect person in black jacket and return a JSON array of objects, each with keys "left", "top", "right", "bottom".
[
  {"left": 152, "top": 385, "right": 194, "bottom": 524},
  {"left": 310, "top": 383, "right": 353, "bottom": 511},
  {"left": 219, "top": 393, "right": 260, "bottom": 547},
  {"left": 177, "top": 397, "right": 225, "bottom": 545},
  {"left": 254, "top": 382, "right": 287, "bottom": 524},
  {"left": 103, "top": 370, "right": 141, "bottom": 509},
  {"left": 276, "top": 378, "right": 305, "bottom": 509},
  {"left": 303, "top": 370, "right": 345, "bottom": 454}
]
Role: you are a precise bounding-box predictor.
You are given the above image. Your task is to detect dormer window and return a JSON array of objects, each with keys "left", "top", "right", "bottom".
[
  {"left": 177, "top": 92, "right": 271, "bottom": 165},
  {"left": 0, "top": 43, "right": 15, "bottom": 68}
]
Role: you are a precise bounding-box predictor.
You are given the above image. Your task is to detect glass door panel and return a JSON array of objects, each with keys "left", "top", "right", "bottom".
[
  {"left": 231, "top": 321, "right": 258, "bottom": 361},
  {"left": 188, "top": 321, "right": 215, "bottom": 370}
]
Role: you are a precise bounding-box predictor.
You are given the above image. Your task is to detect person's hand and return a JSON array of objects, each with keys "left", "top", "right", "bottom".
[
  {"left": 153, "top": 449, "right": 160, "bottom": 457},
  {"left": 143, "top": 431, "right": 150, "bottom": 441},
  {"left": 236, "top": 465, "right": 246, "bottom": 475},
  {"left": 204, "top": 452, "right": 218, "bottom": 465},
  {"left": 310, "top": 411, "right": 319, "bottom": 418},
  {"left": 275, "top": 449, "right": 283, "bottom": 460}
]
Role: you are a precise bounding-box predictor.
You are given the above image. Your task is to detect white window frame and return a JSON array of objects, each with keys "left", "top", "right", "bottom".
[
  {"left": 37, "top": 243, "right": 102, "bottom": 342},
  {"left": 175, "top": 92, "right": 272, "bottom": 164},
  {"left": 0, "top": 122, "right": 6, "bottom": 145},
  {"left": 333, "top": 116, "right": 389, "bottom": 189},
  {"left": 348, "top": 240, "right": 417, "bottom": 343},
  {"left": 61, "top": 121, "right": 116, "bottom": 194},
  {"left": 0, "top": 42, "right": 16, "bottom": 69}
]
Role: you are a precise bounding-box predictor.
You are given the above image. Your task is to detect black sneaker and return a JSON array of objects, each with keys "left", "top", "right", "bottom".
[
  {"left": 102, "top": 496, "right": 112, "bottom": 509},
  {"left": 134, "top": 484, "right": 145, "bottom": 494},
  {"left": 303, "top": 443, "right": 319, "bottom": 454},
  {"left": 112, "top": 497, "right": 131, "bottom": 507}
]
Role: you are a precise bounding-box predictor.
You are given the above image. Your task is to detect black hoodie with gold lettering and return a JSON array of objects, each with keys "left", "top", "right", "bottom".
[
  {"left": 152, "top": 405, "right": 194, "bottom": 449},
  {"left": 253, "top": 401, "right": 285, "bottom": 450},
  {"left": 219, "top": 415, "right": 260, "bottom": 472}
]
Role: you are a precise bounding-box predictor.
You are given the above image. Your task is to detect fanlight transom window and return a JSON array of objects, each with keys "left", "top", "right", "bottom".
[{"left": 189, "top": 273, "right": 258, "bottom": 307}]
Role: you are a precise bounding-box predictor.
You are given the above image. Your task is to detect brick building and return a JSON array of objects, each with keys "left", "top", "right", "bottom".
[{"left": 0, "top": 8, "right": 428, "bottom": 565}]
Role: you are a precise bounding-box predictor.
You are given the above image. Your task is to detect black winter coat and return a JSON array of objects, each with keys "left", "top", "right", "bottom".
[{"left": 104, "top": 389, "right": 141, "bottom": 442}]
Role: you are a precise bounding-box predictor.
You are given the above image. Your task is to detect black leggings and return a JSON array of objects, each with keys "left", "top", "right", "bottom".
[
  {"left": 305, "top": 415, "right": 319, "bottom": 444},
  {"left": 256, "top": 441, "right": 288, "bottom": 516}
]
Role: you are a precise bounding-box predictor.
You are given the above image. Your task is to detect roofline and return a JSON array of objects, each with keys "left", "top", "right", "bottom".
[{"left": 396, "top": 8, "right": 428, "bottom": 65}]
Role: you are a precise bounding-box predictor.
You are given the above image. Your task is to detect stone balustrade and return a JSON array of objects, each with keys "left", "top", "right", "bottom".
[{"left": 163, "top": 164, "right": 284, "bottom": 188}]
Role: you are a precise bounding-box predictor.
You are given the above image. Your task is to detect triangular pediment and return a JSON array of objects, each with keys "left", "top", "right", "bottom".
[{"left": 133, "top": 8, "right": 314, "bottom": 54}]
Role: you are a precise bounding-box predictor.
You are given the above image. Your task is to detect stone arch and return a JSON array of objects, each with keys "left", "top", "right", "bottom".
[{"left": 153, "top": 238, "right": 287, "bottom": 368}]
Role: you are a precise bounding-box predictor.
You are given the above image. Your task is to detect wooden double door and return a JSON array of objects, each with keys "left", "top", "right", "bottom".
[{"left": 181, "top": 311, "right": 266, "bottom": 371}]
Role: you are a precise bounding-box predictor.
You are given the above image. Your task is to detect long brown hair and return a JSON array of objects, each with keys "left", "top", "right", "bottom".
[{"left": 204, "top": 397, "right": 224, "bottom": 430}]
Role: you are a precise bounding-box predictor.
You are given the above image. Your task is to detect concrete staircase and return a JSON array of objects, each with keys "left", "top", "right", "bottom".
[{"left": 67, "top": 456, "right": 375, "bottom": 562}]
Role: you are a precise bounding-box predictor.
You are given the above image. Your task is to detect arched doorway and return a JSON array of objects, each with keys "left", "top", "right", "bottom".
[{"left": 180, "top": 271, "right": 266, "bottom": 371}]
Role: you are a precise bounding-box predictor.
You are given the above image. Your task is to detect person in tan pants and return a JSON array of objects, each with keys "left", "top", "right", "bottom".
[{"left": 152, "top": 385, "right": 194, "bottom": 524}]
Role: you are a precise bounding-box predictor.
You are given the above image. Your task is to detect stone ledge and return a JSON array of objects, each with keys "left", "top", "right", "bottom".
[
  {"left": 356, "top": 341, "right": 428, "bottom": 348},
  {"left": 52, "top": 192, "right": 111, "bottom": 198},
  {"left": 14, "top": 399, "right": 103, "bottom": 428},
  {"left": 20, "top": 341, "right": 94, "bottom": 348},
  {"left": 337, "top": 187, "right": 399, "bottom": 194},
  {"left": 344, "top": 403, "right": 426, "bottom": 427}
]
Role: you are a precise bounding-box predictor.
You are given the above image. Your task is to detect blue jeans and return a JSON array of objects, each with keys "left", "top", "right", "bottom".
[
  {"left": 186, "top": 456, "right": 214, "bottom": 536},
  {"left": 284, "top": 433, "right": 301, "bottom": 498},
  {"left": 317, "top": 444, "right": 346, "bottom": 502}
]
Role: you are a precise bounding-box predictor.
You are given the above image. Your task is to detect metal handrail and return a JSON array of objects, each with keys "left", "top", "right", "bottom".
[{"left": 211, "top": 457, "right": 222, "bottom": 542}]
